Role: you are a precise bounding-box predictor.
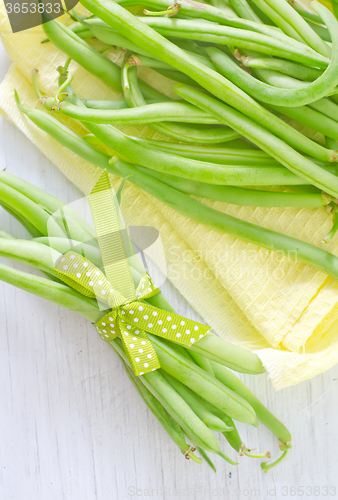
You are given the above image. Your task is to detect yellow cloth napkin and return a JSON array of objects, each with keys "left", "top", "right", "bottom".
[{"left": 1, "top": 3, "right": 338, "bottom": 390}]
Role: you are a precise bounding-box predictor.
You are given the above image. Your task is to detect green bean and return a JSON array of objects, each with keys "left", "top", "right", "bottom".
[
  {"left": 0, "top": 262, "right": 103, "bottom": 322},
  {"left": 48, "top": 98, "right": 222, "bottom": 125},
  {"left": 190, "top": 333, "right": 264, "bottom": 374},
  {"left": 41, "top": 18, "right": 122, "bottom": 91},
  {"left": 112, "top": 339, "right": 238, "bottom": 461},
  {"left": 188, "top": 350, "right": 215, "bottom": 376},
  {"left": 175, "top": 84, "right": 338, "bottom": 197},
  {"left": 221, "top": 416, "right": 270, "bottom": 458},
  {"left": 118, "top": 0, "right": 320, "bottom": 44},
  {"left": 75, "top": 17, "right": 218, "bottom": 71},
  {"left": 113, "top": 157, "right": 338, "bottom": 282},
  {"left": 249, "top": 66, "right": 338, "bottom": 122},
  {"left": 251, "top": 0, "right": 305, "bottom": 41},
  {"left": 130, "top": 136, "right": 329, "bottom": 165},
  {"left": 240, "top": 55, "right": 323, "bottom": 81},
  {"left": 20, "top": 82, "right": 336, "bottom": 195},
  {"left": 0, "top": 170, "right": 64, "bottom": 213},
  {"left": 206, "top": 6, "right": 338, "bottom": 108},
  {"left": 79, "top": 0, "right": 336, "bottom": 163},
  {"left": 143, "top": 334, "right": 258, "bottom": 425},
  {"left": 0, "top": 230, "right": 16, "bottom": 239},
  {"left": 33, "top": 237, "right": 103, "bottom": 267},
  {"left": 161, "top": 372, "right": 234, "bottom": 432},
  {"left": 123, "top": 362, "right": 202, "bottom": 462},
  {"left": 270, "top": 103, "right": 338, "bottom": 140},
  {"left": 139, "top": 167, "right": 330, "bottom": 207},
  {"left": 0, "top": 168, "right": 95, "bottom": 244},
  {"left": 0, "top": 200, "right": 43, "bottom": 238},
  {"left": 81, "top": 99, "right": 137, "bottom": 109},
  {"left": 0, "top": 170, "right": 96, "bottom": 243},
  {"left": 154, "top": 67, "right": 201, "bottom": 86},
  {"left": 0, "top": 180, "right": 65, "bottom": 238},
  {"left": 254, "top": 0, "right": 330, "bottom": 57},
  {"left": 196, "top": 448, "right": 216, "bottom": 471},
  {"left": 289, "top": 2, "right": 323, "bottom": 24},
  {"left": 228, "top": 0, "right": 263, "bottom": 21},
  {"left": 121, "top": 54, "right": 240, "bottom": 143},
  {"left": 15, "top": 92, "right": 115, "bottom": 173},
  {"left": 0, "top": 237, "right": 59, "bottom": 275},
  {"left": 210, "top": 361, "right": 292, "bottom": 445},
  {"left": 305, "top": 17, "right": 331, "bottom": 42},
  {"left": 139, "top": 17, "right": 329, "bottom": 67}
]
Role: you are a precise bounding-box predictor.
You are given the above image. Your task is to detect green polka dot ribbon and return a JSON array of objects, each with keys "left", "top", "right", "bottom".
[{"left": 53, "top": 171, "right": 210, "bottom": 376}]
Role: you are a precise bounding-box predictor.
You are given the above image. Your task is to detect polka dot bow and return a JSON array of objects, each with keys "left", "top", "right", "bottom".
[
  {"left": 54, "top": 250, "right": 210, "bottom": 376},
  {"left": 53, "top": 170, "right": 210, "bottom": 376}
]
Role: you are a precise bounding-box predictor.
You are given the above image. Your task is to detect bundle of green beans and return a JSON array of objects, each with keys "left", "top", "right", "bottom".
[
  {"left": 0, "top": 172, "right": 291, "bottom": 471},
  {"left": 16, "top": 0, "right": 338, "bottom": 287}
]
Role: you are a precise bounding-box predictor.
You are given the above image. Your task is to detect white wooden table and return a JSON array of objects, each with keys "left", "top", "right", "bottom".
[{"left": 1, "top": 42, "right": 338, "bottom": 500}]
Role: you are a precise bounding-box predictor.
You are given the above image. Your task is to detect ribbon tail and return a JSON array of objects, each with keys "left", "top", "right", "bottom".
[{"left": 119, "top": 320, "right": 160, "bottom": 376}]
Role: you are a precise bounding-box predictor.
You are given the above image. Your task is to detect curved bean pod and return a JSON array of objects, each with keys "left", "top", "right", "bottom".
[
  {"left": 206, "top": 3, "right": 338, "bottom": 108},
  {"left": 120, "top": 54, "right": 240, "bottom": 143},
  {"left": 0, "top": 181, "right": 65, "bottom": 238},
  {"left": 221, "top": 416, "right": 270, "bottom": 458},
  {"left": 79, "top": 0, "right": 336, "bottom": 163},
  {"left": 256, "top": 0, "right": 331, "bottom": 57},
  {"left": 41, "top": 18, "right": 122, "bottom": 91},
  {"left": 211, "top": 361, "right": 292, "bottom": 447},
  {"left": 118, "top": 0, "right": 324, "bottom": 46},
  {"left": 270, "top": 103, "right": 338, "bottom": 141}
]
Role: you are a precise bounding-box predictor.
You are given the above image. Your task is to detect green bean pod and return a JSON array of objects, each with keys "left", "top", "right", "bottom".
[
  {"left": 113, "top": 157, "right": 338, "bottom": 282},
  {"left": 161, "top": 372, "right": 234, "bottom": 432},
  {"left": 123, "top": 361, "right": 202, "bottom": 462},
  {"left": 49, "top": 98, "right": 222, "bottom": 125},
  {"left": 175, "top": 85, "right": 338, "bottom": 197},
  {"left": 210, "top": 361, "right": 292, "bottom": 445},
  {"left": 255, "top": 0, "right": 331, "bottom": 57},
  {"left": 271, "top": 103, "right": 338, "bottom": 141},
  {"left": 15, "top": 92, "right": 116, "bottom": 173},
  {"left": 137, "top": 166, "right": 330, "bottom": 208},
  {"left": 190, "top": 333, "right": 265, "bottom": 374},
  {"left": 206, "top": 3, "right": 338, "bottom": 108},
  {"left": 144, "top": 334, "right": 258, "bottom": 425},
  {"left": 0, "top": 180, "right": 65, "bottom": 238},
  {"left": 78, "top": 0, "right": 335, "bottom": 162},
  {"left": 241, "top": 55, "right": 322, "bottom": 81},
  {"left": 120, "top": 53, "right": 240, "bottom": 144},
  {"left": 41, "top": 18, "right": 122, "bottom": 91},
  {"left": 112, "top": 338, "right": 237, "bottom": 462},
  {"left": 188, "top": 350, "right": 215, "bottom": 376},
  {"left": 0, "top": 263, "right": 103, "bottom": 322},
  {"left": 139, "top": 17, "right": 329, "bottom": 67}
]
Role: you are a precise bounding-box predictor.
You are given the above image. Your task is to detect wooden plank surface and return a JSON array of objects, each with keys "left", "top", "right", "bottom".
[{"left": 1, "top": 42, "right": 338, "bottom": 500}]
